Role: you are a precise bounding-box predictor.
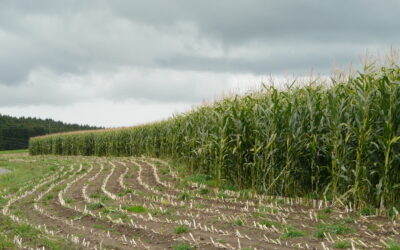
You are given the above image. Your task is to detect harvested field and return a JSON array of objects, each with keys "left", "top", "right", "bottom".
[{"left": 1, "top": 154, "right": 399, "bottom": 249}]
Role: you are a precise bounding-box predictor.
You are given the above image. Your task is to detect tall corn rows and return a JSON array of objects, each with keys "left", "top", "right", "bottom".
[{"left": 29, "top": 64, "right": 400, "bottom": 209}]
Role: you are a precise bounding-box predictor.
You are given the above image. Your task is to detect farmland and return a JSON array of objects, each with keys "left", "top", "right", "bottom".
[
  {"left": 1, "top": 152, "right": 399, "bottom": 249},
  {"left": 30, "top": 63, "right": 400, "bottom": 211},
  {"left": 2, "top": 62, "right": 399, "bottom": 249}
]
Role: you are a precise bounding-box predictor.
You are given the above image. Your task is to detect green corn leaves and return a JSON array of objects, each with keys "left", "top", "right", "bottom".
[{"left": 29, "top": 63, "right": 400, "bottom": 210}]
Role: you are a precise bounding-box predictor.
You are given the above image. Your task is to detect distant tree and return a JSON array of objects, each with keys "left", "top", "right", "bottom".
[{"left": 0, "top": 114, "right": 101, "bottom": 150}]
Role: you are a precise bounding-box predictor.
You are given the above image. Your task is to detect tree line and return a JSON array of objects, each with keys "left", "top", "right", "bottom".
[{"left": 0, "top": 114, "right": 100, "bottom": 150}]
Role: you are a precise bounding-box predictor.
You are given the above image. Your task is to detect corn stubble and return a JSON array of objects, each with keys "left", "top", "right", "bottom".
[{"left": 30, "top": 63, "right": 400, "bottom": 210}]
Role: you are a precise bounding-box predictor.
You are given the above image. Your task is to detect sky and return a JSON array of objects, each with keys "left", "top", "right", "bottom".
[{"left": 0, "top": 0, "right": 399, "bottom": 127}]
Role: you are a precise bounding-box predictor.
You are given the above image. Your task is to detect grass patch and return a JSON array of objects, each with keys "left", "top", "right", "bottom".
[
  {"left": 87, "top": 202, "right": 104, "bottom": 210},
  {"left": 0, "top": 149, "right": 28, "bottom": 154},
  {"left": 334, "top": 240, "right": 351, "bottom": 249},
  {"left": 185, "top": 174, "right": 214, "bottom": 186},
  {"left": 101, "top": 207, "right": 117, "bottom": 214},
  {"left": 314, "top": 222, "right": 352, "bottom": 238},
  {"left": 100, "top": 196, "right": 111, "bottom": 203},
  {"left": 0, "top": 217, "right": 68, "bottom": 249},
  {"left": 178, "top": 192, "right": 191, "bottom": 201},
  {"left": 313, "top": 229, "right": 325, "bottom": 239},
  {"left": 280, "top": 226, "right": 305, "bottom": 239},
  {"left": 0, "top": 197, "right": 8, "bottom": 209},
  {"left": 52, "top": 184, "right": 67, "bottom": 193},
  {"left": 92, "top": 224, "right": 106, "bottom": 230},
  {"left": 44, "top": 194, "right": 55, "bottom": 201},
  {"left": 123, "top": 205, "right": 147, "bottom": 213},
  {"left": 174, "top": 225, "right": 190, "bottom": 234},
  {"left": 89, "top": 193, "right": 101, "bottom": 199},
  {"left": 49, "top": 165, "right": 58, "bottom": 171},
  {"left": 317, "top": 207, "right": 332, "bottom": 220},
  {"left": 387, "top": 241, "right": 400, "bottom": 250},
  {"left": 160, "top": 168, "right": 170, "bottom": 175},
  {"left": 0, "top": 155, "right": 61, "bottom": 199},
  {"left": 217, "top": 192, "right": 229, "bottom": 199},
  {"left": 331, "top": 223, "right": 352, "bottom": 235},
  {"left": 64, "top": 198, "right": 74, "bottom": 204},
  {"left": 341, "top": 217, "right": 355, "bottom": 224},
  {"left": 198, "top": 188, "right": 209, "bottom": 195},
  {"left": 0, "top": 234, "right": 13, "bottom": 249},
  {"left": 367, "top": 223, "right": 378, "bottom": 231},
  {"left": 259, "top": 220, "right": 277, "bottom": 228},
  {"left": 360, "top": 206, "right": 376, "bottom": 216},
  {"left": 124, "top": 189, "right": 134, "bottom": 194},
  {"left": 234, "top": 219, "right": 244, "bottom": 226},
  {"left": 13, "top": 224, "right": 38, "bottom": 241},
  {"left": 172, "top": 243, "right": 195, "bottom": 250}
]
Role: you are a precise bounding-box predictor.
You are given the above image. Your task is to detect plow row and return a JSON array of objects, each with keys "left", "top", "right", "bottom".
[{"left": 1, "top": 156, "right": 399, "bottom": 249}]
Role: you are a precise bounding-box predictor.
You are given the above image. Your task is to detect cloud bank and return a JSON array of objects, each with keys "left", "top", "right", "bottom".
[{"left": 0, "top": 0, "right": 398, "bottom": 126}]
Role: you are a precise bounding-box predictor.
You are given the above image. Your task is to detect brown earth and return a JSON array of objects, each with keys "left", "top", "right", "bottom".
[{"left": 3, "top": 156, "right": 400, "bottom": 249}]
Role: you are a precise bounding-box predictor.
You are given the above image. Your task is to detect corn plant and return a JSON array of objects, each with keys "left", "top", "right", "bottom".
[{"left": 29, "top": 63, "right": 400, "bottom": 210}]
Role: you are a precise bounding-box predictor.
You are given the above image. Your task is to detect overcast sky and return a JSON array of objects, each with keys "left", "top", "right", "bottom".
[{"left": 0, "top": 0, "right": 399, "bottom": 127}]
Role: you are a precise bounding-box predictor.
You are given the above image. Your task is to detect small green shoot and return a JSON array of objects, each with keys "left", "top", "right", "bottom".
[
  {"left": 280, "top": 226, "right": 305, "bottom": 239},
  {"left": 172, "top": 243, "right": 195, "bottom": 250},
  {"left": 175, "top": 225, "right": 190, "bottom": 234},
  {"left": 334, "top": 240, "right": 351, "bottom": 249},
  {"left": 87, "top": 202, "right": 104, "bottom": 210},
  {"left": 123, "top": 205, "right": 147, "bottom": 213},
  {"left": 387, "top": 241, "right": 400, "bottom": 250},
  {"left": 178, "top": 192, "right": 191, "bottom": 201}
]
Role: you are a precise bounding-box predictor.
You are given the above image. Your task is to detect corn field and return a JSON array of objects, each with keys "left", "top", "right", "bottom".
[{"left": 29, "top": 63, "right": 400, "bottom": 210}]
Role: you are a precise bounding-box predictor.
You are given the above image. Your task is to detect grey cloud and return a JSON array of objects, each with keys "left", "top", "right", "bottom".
[
  {"left": 0, "top": 4, "right": 183, "bottom": 84},
  {"left": 101, "top": 69, "right": 231, "bottom": 103},
  {"left": 158, "top": 45, "right": 365, "bottom": 75},
  {"left": 109, "top": 0, "right": 400, "bottom": 44},
  {"left": 0, "top": 0, "right": 398, "bottom": 106},
  {"left": 158, "top": 55, "right": 310, "bottom": 75},
  {"left": 0, "top": 67, "right": 233, "bottom": 107}
]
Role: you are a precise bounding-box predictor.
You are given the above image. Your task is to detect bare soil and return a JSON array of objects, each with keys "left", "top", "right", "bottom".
[{"left": 2, "top": 156, "right": 399, "bottom": 249}]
